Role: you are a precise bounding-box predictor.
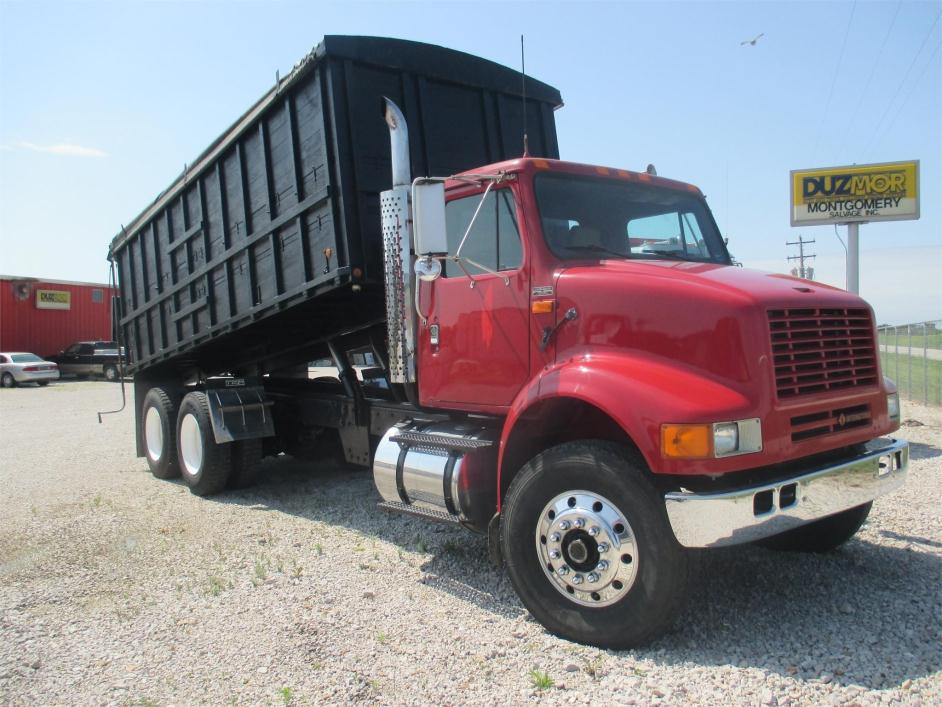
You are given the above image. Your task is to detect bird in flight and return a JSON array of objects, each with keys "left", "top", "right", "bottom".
[{"left": 741, "top": 32, "right": 764, "bottom": 46}]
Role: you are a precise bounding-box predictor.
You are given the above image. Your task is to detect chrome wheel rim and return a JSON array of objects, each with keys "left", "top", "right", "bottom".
[
  {"left": 536, "top": 490, "right": 638, "bottom": 607},
  {"left": 179, "top": 413, "right": 203, "bottom": 476},
  {"left": 144, "top": 406, "right": 163, "bottom": 462},
  {"left": 105, "top": 367, "right": 117, "bottom": 381}
]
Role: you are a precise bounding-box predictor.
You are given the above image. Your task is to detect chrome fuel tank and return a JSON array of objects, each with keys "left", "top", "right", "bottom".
[{"left": 373, "top": 421, "right": 498, "bottom": 532}]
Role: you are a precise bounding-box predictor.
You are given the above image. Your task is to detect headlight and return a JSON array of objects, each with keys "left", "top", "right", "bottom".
[
  {"left": 713, "top": 422, "right": 739, "bottom": 456},
  {"left": 661, "top": 419, "right": 762, "bottom": 459},
  {"left": 713, "top": 419, "right": 762, "bottom": 457},
  {"left": 887, "top": 393, "right": 900, "bottom": 421}
]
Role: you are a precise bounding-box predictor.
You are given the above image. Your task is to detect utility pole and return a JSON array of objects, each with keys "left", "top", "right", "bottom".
[{"left": 786, "top": 236, "right": 816, "bottom": 280}]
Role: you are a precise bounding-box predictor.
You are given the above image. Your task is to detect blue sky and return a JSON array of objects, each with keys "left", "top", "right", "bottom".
[{"left": 1, "top": 0, "right": 939, "bottom": 324}]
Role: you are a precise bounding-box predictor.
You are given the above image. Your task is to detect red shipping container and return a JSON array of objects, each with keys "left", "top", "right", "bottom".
[{"left": 0, "top": 276, "right": 115, "bottom": 358}]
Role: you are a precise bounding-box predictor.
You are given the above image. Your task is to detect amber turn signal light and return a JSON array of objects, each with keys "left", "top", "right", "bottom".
[
  {"left": 531, "top": 300, "right": 555, "bottom": 314},
  {"left": 661, "top": 424, "right": 712, "bottom": 459}
]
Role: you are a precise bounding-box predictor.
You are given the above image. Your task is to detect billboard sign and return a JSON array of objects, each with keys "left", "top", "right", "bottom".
[
  {"left": 35, "top": 289, "right": 71, "bottom": 310},
  {"left": 790, "top": 160, "right": 919, "bottom": 226}
]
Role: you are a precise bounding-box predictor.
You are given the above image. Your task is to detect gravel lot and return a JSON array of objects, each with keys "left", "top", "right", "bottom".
[{"left": 1, "top": 381, "right": 940, "bottom": 705}]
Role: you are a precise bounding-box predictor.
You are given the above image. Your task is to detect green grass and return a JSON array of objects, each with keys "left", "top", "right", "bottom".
[
  {"left": 529, "top": 669, "right": 554, "bottom": 690},
  {"left": 879, "top": 351, "right": 942, "bottom": 406},
  {"left": 878, "top": 329, "right": 942, "bottom": 350}
]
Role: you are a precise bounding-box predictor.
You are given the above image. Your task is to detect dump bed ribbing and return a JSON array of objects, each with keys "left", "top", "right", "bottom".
[{"left": 109, "top": 35, "right": 562, "bottom": 377}]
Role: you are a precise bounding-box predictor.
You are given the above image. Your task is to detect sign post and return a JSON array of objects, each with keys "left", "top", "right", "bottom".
[{"left": 789, "top": 160, "right": 920, "bottom": 294}]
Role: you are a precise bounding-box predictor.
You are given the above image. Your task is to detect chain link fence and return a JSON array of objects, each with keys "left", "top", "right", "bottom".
[{"left": 877, "top": 319, "right": 942, "bottom": 407}]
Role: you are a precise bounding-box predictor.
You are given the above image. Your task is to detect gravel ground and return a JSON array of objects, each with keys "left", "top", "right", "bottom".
[{"left": 0, "top": 381, "right": 939, "bottom": 705}]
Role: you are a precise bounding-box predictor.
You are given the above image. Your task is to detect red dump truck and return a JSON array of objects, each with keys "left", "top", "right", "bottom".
[{"left": 109, "top": 36, "right": 908, "bottom": 648}]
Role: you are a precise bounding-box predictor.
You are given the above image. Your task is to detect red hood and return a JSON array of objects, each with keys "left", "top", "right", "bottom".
[{"left": 552, "top": 260, "right": 873, "bottom": 389}]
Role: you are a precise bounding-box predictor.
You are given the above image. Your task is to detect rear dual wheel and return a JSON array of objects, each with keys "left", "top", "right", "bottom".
[
  {"left": 501, "top": 441, "right": 688, "bottom": 649},
  {"left": 176, "top": 391, "right": 232, "bottom": 497},
  {"left": 142, "top": 388, "right": 263, "bottom": 494},
  {"left": 142, "top": 387, "right": 179, "bottom": 480}
]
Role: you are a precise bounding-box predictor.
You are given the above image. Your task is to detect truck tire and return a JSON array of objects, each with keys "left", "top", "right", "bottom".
[
  {"left": 142, "top": 387, "right": 180, "bottom": 480},
  {"left": 501, "top": 441, "right": 688, "bottom": 649},
  {"left": 755, "top": 502, "right": 872, "bottom": 553},
  {"left": 103, "top": 364, "right": 119, "bottom": 382},
  {"left": 229, "top": 438, "right": 263, "bottom": 489},
  {"left": 176, "top": 391, "right": 232, "bottom": 496}
]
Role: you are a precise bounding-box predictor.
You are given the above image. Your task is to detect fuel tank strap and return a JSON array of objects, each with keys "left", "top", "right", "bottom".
[
  {"left": 442, "top": 452, "right": 459, "bottom": 515},
  {"left": 395, "top": 444, "right": 410, "bottom": 504}
]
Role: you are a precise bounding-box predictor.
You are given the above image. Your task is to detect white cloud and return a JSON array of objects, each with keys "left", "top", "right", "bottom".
[{"left": 13, "top": 141, "right": 107, "bottom": 157}]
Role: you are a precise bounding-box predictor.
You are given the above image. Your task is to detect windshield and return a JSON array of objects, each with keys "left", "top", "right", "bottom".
[
  {"left": 534, "top": 173, "right": 729, "bottom": 263},
  {"left": 11, "top": 353, "right": 43, "bottom": 363}
]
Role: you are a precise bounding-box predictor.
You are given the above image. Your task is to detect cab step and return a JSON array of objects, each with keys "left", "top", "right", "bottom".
[
  {"left": 392, "top": 431, "right": 493, "bottom": 451},
  {"left": 377, "top": 501, "right": 462, "bottom": 526}
]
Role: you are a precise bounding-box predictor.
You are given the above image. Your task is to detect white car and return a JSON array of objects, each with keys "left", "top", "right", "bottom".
[{"left": 0, "top": 352, "right": 60, "bottom": 388}]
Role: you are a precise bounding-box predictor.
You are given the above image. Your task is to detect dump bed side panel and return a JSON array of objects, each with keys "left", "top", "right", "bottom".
[
  {"left": 112, "top": 36, "right": 561, "bottom": 377},
  {"left": 114, "top": 67, "right": 339, "bottom": 372}
]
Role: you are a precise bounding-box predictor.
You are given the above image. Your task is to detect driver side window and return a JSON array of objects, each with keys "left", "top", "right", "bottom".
[{"left": 443, "top": 189, "right": 522, "bottom": 277}]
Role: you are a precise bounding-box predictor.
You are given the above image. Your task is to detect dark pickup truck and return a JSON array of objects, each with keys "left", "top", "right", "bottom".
[{"left": 49, "top": 341, "right": 123, "bottom": 381}]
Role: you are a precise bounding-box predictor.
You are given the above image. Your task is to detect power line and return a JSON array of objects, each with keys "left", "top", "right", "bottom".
[
  {"left": 872, "top": 40, "right": 942, "bottom": 152},
  {"left": 812, "top": 1, "right": 857, "bottom": 160},
  {"left": 838, "top": 0, "right": 902, "bottom": 161},
  {"left": 863, "top": 8, "right": 942, "bottom": 157}
]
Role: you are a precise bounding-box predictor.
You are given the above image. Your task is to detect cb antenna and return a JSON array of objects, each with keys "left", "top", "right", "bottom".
[{"left": 521, "top": 34, "right": 529, "bottom": 157}]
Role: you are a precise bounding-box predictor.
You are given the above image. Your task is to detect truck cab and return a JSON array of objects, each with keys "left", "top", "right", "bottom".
[{"left": 374, "top": 131, "right": 906, "bottom": 646}]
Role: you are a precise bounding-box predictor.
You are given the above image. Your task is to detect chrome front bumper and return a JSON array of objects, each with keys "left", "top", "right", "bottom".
[{"left": 665, "top": 439, "right": 909, "bottom": 548}]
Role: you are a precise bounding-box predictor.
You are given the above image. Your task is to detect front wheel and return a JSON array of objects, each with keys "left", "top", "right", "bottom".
[
  {"left": 501, "top": 441, "right": 688, "bottom": 649},
  {"left": 176, "top": 391, "right": 232, "bottom": 496},
  {"left": 103, "top": 364, "right": 119, "bottom": 382}
]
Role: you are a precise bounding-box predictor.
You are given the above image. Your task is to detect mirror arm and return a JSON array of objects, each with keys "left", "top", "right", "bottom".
[{"left": 455, "top": 180, "right": 495, "bottom": 259}]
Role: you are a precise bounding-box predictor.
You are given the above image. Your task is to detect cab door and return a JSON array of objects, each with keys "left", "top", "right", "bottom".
[{"left": 417, "top": 185, "right": 530, "bottom": 411}]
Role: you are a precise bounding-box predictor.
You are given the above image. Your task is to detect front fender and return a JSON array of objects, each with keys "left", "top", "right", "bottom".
[{"left": 498, "top": 350, "right": 756, "bottom": 481}]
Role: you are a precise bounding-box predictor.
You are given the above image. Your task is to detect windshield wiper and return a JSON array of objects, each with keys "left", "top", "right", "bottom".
[
  {"left": 640, "top": 249, "right": 697, "bottom": 261},
  {"left": 563, "top": 244, "right": 628, "bottom": 259}
]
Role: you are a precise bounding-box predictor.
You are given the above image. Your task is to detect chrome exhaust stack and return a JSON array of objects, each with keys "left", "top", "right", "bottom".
[
  {"left": 380, "top": 98, "right": 416, "bottom": 384},
  {"left": 384, "top": 98, "right": 411, "bottom": 189}
]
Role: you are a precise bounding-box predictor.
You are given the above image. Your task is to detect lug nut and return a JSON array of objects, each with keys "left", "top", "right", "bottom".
[
  {"left": 571, "top": 574, "right": 584, "bottom": 585},
  {"left": 597, "top": 560, "right": 609, "bottom": 571},
  {"left": 587, "top": 572, "right": 600, "bottom": 583},
  {"left": 549, "top": 549, "right": 560, "bottom": 559},
  {"left": 597, "top": 542, "right": 610, "bottom": 553},
  {"left": 558, "top": 520, "right": 571, "bottom": 530},
  {"left": 588, "top": 526, "right": 600, "bottom": 537},
  {"left": 574, "top": 518, "right": 585, "bottom": 529},
  {"left": 549, "top": 532, "right": 561, "bottom": 543},
  {"left": 557, "top": 566, "right": 570, "bottom": 576}
]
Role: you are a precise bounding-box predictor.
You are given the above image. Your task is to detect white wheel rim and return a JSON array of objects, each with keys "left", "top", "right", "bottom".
[
  {"left": 536, "top": 490, "right": 639, "bottom": 607},
  {"left": 179, "top": 413, "right": 203, "bottom": 476},
  {"left": 144, "top": 406, "right": 164, "bottom": 462}
]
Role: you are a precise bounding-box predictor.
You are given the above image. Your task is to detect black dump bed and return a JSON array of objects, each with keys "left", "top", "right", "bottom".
[{"left": 109, "top": 35, "right": 561, "bottom": 377}]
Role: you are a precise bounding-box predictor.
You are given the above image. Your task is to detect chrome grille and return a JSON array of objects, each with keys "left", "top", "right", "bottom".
[
  {"left": 790, "top": 404, "right": 871, "bottom": 442},
  {"left": 769, "top": 307, "right": 878, "bottom": 398}
]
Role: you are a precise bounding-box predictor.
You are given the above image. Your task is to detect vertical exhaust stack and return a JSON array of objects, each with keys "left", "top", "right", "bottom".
[
  {"left": 380, "top": 98, "right": 416, "bottom": 385},
  {"left": 384, "top": 98, "right": 412, "bottom": 189}
]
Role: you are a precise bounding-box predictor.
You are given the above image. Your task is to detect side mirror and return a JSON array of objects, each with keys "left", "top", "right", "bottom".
[{"left": 412, "top": 182, "right": 448, "bottom": 257}]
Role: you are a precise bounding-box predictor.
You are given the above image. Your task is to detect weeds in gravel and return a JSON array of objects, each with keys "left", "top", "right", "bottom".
[
  {"left": 206, "top": 575, "right": 231, "bottom": 596},
  {"left": 254, "top": 559, "right": 268, "bottom": 583},
  {"left": 376, "top": 631, "right": 388, "bottom": 644},
  {"left": 583, "top": 655, "right": 606, "bottom": 679},
  {"left": 279, "top": 686, "right": 293, "bottom": 705},
  {"left": 291, "top": 561, "right": 303, "bottom": 578},
  {"left": 529, "top": 669, "right": 554, "bottom": 690},
  {"left": 314, "top": 543, "right": 323, "bottom": 556}
]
